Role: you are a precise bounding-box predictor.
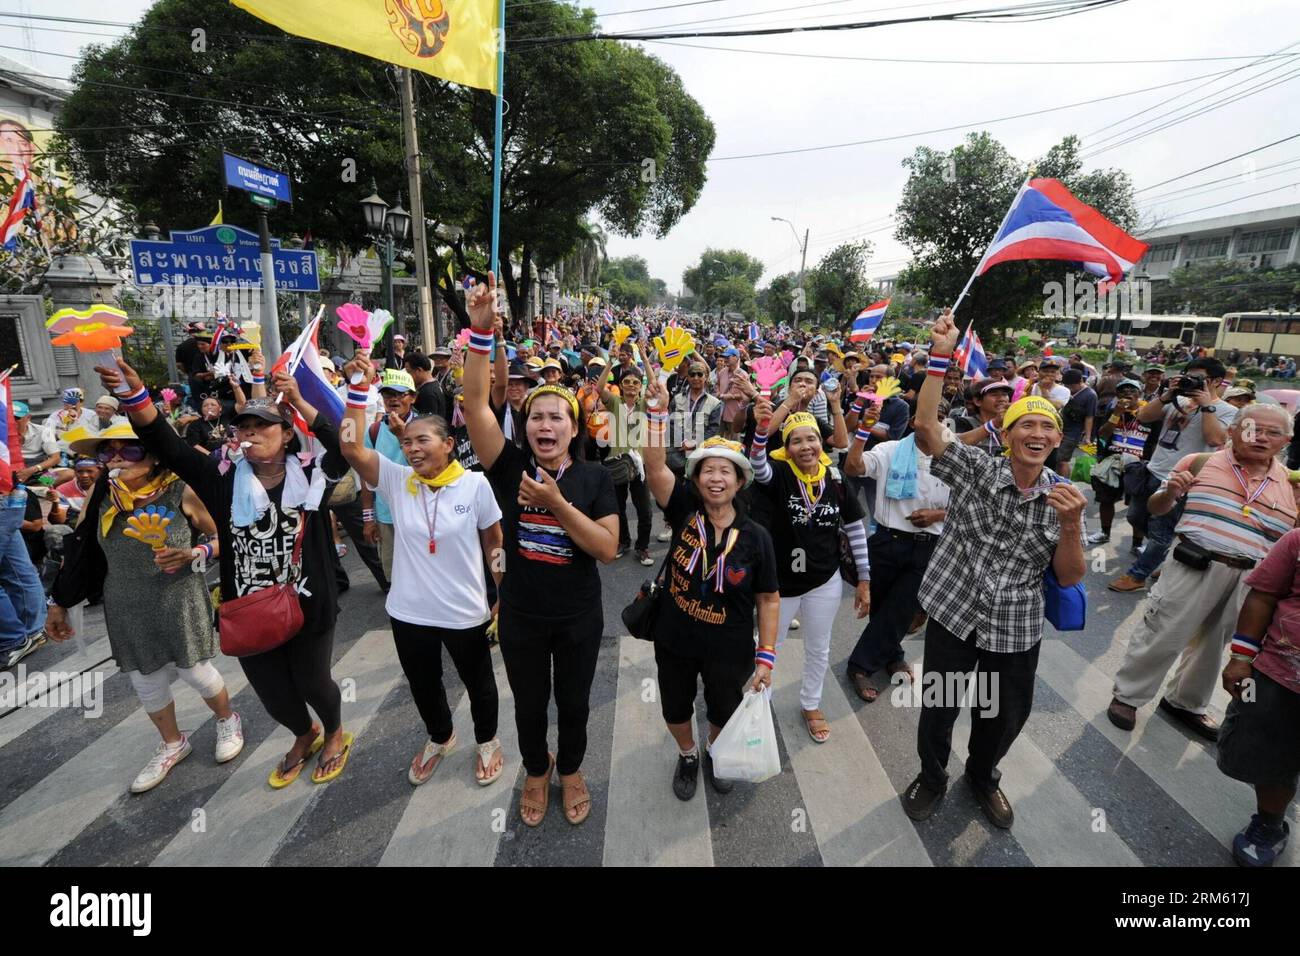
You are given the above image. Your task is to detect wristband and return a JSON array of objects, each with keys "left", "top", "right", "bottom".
[
  {"left": 1229, "top": 633, "right": 1261, "bottom": 659},
  {"left": 754, "top": 648, "right": 776, "bottom": 670},
  {"left": 647, "top": 411, "right": 669, "bottom": 425},
  {"left": 119, "top": 386, "right": 152, "bottom": 411},
  {"left": 251, "top": 373, "right": 266, "bottom": 386},
  {"left": 467, "top": 330, "right": 494, "bottom": 355},
  {"left": 926, "top": 356, "right": 951, "bottom": 377},
  {"left": 191, "top": 542, "right": 214, "bottom": 567},
  {"left": 854, "top": 426, "right": 872, "bottom": 444},
  {"left": 345, "top": 388, "right": 370, "bottom": 409},
  {"left": 850, "top": 399, "right": 866, "bottom": 417},
  {"left": 362, "top": 509, "right": 376, "bottom": 523}
]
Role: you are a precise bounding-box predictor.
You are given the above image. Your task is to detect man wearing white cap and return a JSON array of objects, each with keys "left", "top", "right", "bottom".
[{"left": 90, "top": 395, "right": 126, "bottom": 435}]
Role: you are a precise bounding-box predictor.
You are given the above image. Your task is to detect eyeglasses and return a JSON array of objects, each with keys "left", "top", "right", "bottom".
[
  {"left": 96, "top": 443, "right": 146, "bottom": 463},
  {"left": 688, "top": 372, "right": 706, "bottom": 378}
]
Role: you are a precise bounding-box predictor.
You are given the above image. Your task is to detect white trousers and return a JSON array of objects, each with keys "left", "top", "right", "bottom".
[
  {"left": 127, "top": 660, "right": 225, "bottom": 714},
  {"left": 1112, "top": 558, "right": 1248, "bottom": 714},
  {"left": 775, "top": 573, "right": 844, "bottom": 711}
]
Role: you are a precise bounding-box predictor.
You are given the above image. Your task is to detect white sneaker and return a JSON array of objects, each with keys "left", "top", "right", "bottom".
[
  {"left": 214, "top": 712, "right": 244, "bottom": 764},
  {"left": 790, "top": 618, "right": 801, "bottom": 630},
  {"left": 657, "top": 528, "right": 672, "bottom": 542},
  {"left": 1085, "top": 531, "right": 1110, "bottom": 545},
  {"left": 131, "top": 734, "right": 192, "bottom": 794}
]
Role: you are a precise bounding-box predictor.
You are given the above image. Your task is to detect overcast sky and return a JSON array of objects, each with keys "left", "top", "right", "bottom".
[{"left": 5, "top": 0, "right": 1299, "bottom": 294}]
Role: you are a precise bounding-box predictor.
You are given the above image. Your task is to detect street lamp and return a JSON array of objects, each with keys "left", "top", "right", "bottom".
[
  {"left": 771, "top": 216, "right": 809, "bottom": 326},
  {"left": 359, "top": 180, "right": 411, "bottom": 366}
]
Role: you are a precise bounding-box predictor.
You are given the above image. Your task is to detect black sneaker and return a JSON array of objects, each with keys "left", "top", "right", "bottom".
[
  {"left": 1, "top": 630, "right": 45, "bottom": 670},
  {"left": 965, "top": 775, "right": 1014, "bottom": 829},
  {"left": 703, "top": 748, "right": 733, "bottom": 794},
  {"left": 673, "top": 752, "right": 700, "bottom": 801},
  {"left": 901, "top": 773, "right": 945, "bottom": 821}
]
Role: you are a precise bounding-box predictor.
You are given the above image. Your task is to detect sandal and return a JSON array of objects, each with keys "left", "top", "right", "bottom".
[
  {"left": 802, "top": 709, "right": 830, "bottom": 743},
  {"left": 887, "top": 660, "right": 915, "bottom": 683},
  {"left": 849, "top": 670, "right": 879, "bottom": 703},
  {"left": 559, "top": 770, "right": 591, "bottom": 826},
  {"left": 268, "top": 727, "right": 324, "bottom": 790},
  {"left": 475, "top": 738, "right": 504, "bottom": 787},
  {"left": 311, "top": 731, "right": 354, "bottom": 784},
  {"left": 519, "top": 754, "right": 554, "bottom": 827},
  {"left": 409, "top": 732, "right": 457, "bottom": 786}
]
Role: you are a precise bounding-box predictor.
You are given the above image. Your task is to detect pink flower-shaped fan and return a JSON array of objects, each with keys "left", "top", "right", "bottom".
[
  {"left": 751, "top": 356, "right": 787, "bottom": 399},
  {"left": 336, "top": 303, "right": 373, "bottom": 350}
]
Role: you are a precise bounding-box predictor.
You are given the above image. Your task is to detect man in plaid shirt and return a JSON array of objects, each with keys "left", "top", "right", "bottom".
[{"left": 901, "top": 309, "right": 1088, "bottom": 830}]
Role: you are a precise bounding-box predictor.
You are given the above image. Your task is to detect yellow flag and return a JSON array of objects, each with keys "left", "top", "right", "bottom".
[
  {"left": 209, "top": 200, "right": 223, "bottom": 226},
  {"left": 232, "top": 0, "right": 500, "bottom": 93}
]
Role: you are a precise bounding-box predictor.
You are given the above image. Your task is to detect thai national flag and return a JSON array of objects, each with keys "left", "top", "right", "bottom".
[
  {"left": 1, "top": 167, "right": 35, "bottom": 250},
  {"left": 271, "top": 316, "right": 346, "bottom": 429},
  {"left": 748, "top": 322, "right": 760, "bottom": 341},
  {"left": 977, "top": 178, "right": 1149, "bottom": 284},
  {"left": 955, "top": 323, "right": 988, "bottom": 379},
  {"left": 850, "top": 299, "right": 890, "bottom": 343}
]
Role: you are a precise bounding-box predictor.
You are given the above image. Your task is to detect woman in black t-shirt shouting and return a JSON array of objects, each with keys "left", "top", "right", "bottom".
[
  {"left": 462, "top": 273, "right": 620, "bottom": 828},
  {"left": 642, "top": 377, "right": 781, "bottom": 802},
  {"left": 749, "top": 402, "right": 871, "bottom": 744}
]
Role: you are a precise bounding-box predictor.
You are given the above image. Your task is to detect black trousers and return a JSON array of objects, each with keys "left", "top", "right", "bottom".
[
  {"left": 240, "top": 626, "right": 342, "bottom": 738},
  {"left": 615, "top": 476, "right": 652, "bottom": 551},
  {"left": 330, "top": 497, "right": 389, "bottom": 591},
  {"left": 916, "top": 618, "right": 1041, "bottom": 795},
  {"left": 390, "top": 617, "right": 498, "bottom": 745},
  {"left": 848, "top": 530, "right": 936, "bottom": 675},
  {"left": 497, "top": 606, "right": 602, "bottom": 777}
]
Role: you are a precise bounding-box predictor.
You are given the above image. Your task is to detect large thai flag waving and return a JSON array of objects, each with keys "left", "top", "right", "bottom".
[
  {"left": 850, "top": 299, "right": 891, "bottom": 343},
  {"left": 271, "top": 315, "right": 346, "bottom": 430},
  {"left": 955, "top": 323, "right": 988, "bottom": 379},
  {"left": 1, "top": 167, "right": 35, "bottom": 250},
  {"left": 977, "top": 178, "right": 1149, "bottom": 284}
]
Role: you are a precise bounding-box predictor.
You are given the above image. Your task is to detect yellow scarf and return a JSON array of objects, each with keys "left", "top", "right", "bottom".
[
  {"left": 102, "top": 471, "right": 179, "bottom": 538},
  {"left": 406, "top": 459, "right": 466, "bottom": 496}
]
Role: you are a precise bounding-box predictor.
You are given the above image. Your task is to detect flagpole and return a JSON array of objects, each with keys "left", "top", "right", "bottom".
[
  {"left": 489, "top": 0, "right": 506, "bottom": 287},
  {"left": 950, "top": 174, "right": 1032, "bottom": 317}
]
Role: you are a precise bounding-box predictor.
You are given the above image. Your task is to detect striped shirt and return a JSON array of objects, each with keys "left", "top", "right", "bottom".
[
  {"left": 1171, "top": 451, "right": 1297, "bottom": 559},
  {"left": 1105, "top": 407, "right": 1150, "bottom": 457}
]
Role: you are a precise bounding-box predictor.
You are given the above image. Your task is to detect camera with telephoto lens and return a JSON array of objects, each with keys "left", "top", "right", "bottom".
[{"left": 1176, "top": 375, "right": 1207, "bottom": 396}]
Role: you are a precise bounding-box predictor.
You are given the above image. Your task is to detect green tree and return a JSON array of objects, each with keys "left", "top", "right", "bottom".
[
  {"left": 806, "top": 241, "right": 878, "bottom": 330},
  {"left": 759, "top": 271, "right": 799, "bottom": 324},
  {"left": 893, "top": 132, "right": 1139, "bottom": 340},
  {"left": 682, "top": 248, "right": 763, "bottom": 317},
  {"left": 1152, "top": 260, "right": 1300, "bottom": 315},
  {"left": 600, "top": 255, "right": 653, "bottom": 308},
  {"left": 53, "top": 0, "right": 714, "bottom": 325},
  {"left": 557, "top": 220, "right": 607, "bottom": 293}
]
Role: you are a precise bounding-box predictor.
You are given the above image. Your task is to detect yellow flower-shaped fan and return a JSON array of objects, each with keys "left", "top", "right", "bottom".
[
  {"left": 123, "top": 505, "right": 175, "bottom": 552},
  {"left": 611, "top": 324, "right": 632, "bottom": 349},
  {"left": 862, "top": 376, "right": 902, "bottom": 404}
]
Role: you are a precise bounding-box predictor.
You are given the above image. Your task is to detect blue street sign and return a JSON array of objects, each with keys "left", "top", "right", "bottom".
[
  {"left": 129, "top": 224, "right": 319, "bottom": 291},
  {"left": 222, "top": 152, "right": 293, "bottom": 204}
]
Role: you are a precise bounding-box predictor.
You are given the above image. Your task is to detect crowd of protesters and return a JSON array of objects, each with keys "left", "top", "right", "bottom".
[{"left": 3, "top": 286, "right": 1297, "bottom": 868}]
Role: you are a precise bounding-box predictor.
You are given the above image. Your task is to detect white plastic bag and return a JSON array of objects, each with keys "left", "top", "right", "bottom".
[{"left": 708, "top": 687, "right": 781, "bottom": 783}]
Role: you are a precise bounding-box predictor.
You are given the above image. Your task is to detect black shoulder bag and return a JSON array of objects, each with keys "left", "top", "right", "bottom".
[{"left": 622, "top": 550, "right": 672, "bottom": 641}]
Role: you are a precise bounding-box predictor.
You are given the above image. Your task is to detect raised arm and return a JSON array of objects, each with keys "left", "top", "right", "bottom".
[
  {"left": 749, "top": 396, "right": 775, "bottom": 485},
  {"left": 463, "top": 273, "right": 507, "bottom": 472},
  {"left": 339, "top": 354, "right": 382, "bottom": 488},
  {"left": 642, "top": 376, "right": 676, "bottom": 508},
  {"left": 490, "top": 316, "right": 508, "bottom": 411},
  {"left": 914, "top": 310, "right": 958, "bottom": 458}
]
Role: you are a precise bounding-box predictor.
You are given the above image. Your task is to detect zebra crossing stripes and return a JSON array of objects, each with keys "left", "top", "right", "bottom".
[
  {"left": 151, "top": 628, "right": 402, "bottom": 868},
  {"left": 0, "top": 652, "right": 248, "bottom": 867},
  {"left": 379, "top": 651, "right": 521, "bottom": 867},
  {"left": 771, "top": 636, "right": 932, "bottom": 867},
  {"left": 603, "top": 637, "right": 713, "bottom": 867}
]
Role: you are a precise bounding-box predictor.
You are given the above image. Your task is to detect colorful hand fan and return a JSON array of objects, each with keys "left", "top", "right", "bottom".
[
  {"left": 336, "top": 303, "right": 373, "bottom": 349},
  {"left": 612, "top": 324, "right": 632, "bottom": 349},
  {"left": 46, "top": 305, "right": 129, "bottom": 335},
  {"left": 123, "top": 505, "right": 175, "bottom": 552},
  {"left": 652, "top": 327, "right": 694, "bottom": 382},
  {"left": 859, "top": 377, "right": 902, "bottom": 405},
  {"left": 751, "top": 356, "right": 787, "bottom": 399}
]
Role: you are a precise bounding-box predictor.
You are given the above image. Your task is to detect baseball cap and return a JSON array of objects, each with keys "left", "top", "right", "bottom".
[
  {"left": 987, "top": 360, "right": 1008, "bottom": 371},
  {"left": 721, "top": 347, "right": 738, "bottom": 357},
  {"left": 393, "top": 334, "right": 406, "bottom": 342},
  {"left": 378, "top": 369, "right": 416, "bottom": 393},
  {"left": 431, "top": 346, "right": 452, "bottom": 358},
  {"left": 1143, "top": 364, "right": 1165, "bottom": 373},
  {"left": 541, "top": 358, "right": 563, "bottom": 371},
  {"left": 1116, "top": 379, "right": 1142, "bottom": 392},
  {"left": 232, "top": 399, "right": 292, "bottom": 427},
  {"left": 1223, "top": 386, "right": 1255, "bottom": 400},
  {"left": 507, "top": 362, "right": 532, "bottom": 380},
  {"left": 979, "top": 380, "right": 1014, "bottom": 396},
  {"left": 13, "top": 401, "right": 29, "bottom": 418},
  {"left": 62, "top": 387, "right": 83, "bottom": 405}
]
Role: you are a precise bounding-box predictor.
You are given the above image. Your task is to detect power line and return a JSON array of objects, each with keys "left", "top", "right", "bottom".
[
  {"left": 640, "top": 37, "right": 1300, "bottom": 66},
  {"left": 1136, "top": 133, "right": 1300, "bottom": 192},
  {"left": 707, "top": 63, "right": 1244, "bottom": 162},
  {"left": 1155, "top": 181, "right": 1300, "bottom": 221},
  {"left": 1138, "top": 156, "right": 1300, "bottom": 204},
  {"left": 1139, "top": 159, "right": 1300, "bottom": 207},
  {"left": 513, "top": 0, "right": 1127, "bottom": 47}
]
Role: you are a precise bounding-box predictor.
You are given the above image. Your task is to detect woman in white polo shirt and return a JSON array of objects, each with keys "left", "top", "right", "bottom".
[{"left": 339, "top": 353, "right": 507, "bottom": 788}]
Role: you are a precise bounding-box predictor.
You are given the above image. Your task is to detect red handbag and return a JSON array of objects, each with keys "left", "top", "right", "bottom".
[{"left": 219, "top": 515, "right": 307, "bottom": 657}]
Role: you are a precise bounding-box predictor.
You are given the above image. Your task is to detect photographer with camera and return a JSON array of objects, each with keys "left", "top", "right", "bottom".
[{"left": 1109, "top": 358, "right": 1235, "bottom": 593}]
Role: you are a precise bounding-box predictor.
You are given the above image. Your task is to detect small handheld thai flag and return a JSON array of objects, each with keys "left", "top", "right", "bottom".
[
  {"left": 955, "top": 323, "right": 988, "bottom": 379},
  {"left": 271, "top": 316, "right": 346, "bottom": 430},
  {"left": 850, "top": 299, "right": 890, "bottom": 344}
]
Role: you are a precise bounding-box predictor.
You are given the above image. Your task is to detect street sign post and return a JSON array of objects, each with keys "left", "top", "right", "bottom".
[
  {"left": 129, "top": 225, "right": 319, "bottom": 291},
  {"left": 222, "top": 153, "right": 293, "bottom": 355}
]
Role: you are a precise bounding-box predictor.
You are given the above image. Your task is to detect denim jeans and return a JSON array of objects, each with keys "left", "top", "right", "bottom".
[
  {"left": 0, "top": 507, "right": 46, "bottom": 648},
  {"left": 1127, "top": 500, "right": 1183, "bottom": 582}
]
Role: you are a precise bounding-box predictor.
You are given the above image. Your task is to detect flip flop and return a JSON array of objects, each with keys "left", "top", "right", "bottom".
[
  {"left": 475, "top": 738, "right": 504, "bottom": 787},
  {"left": 268, "top": 729, "right": 324, "bottom": 790},
  {"left": 311, "top": 732, "right": 355, "bottom": 784}
]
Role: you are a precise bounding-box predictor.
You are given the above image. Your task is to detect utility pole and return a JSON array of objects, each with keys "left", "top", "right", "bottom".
[{"left": 400, "top": 68, "right": 437, "bottom": 350}]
